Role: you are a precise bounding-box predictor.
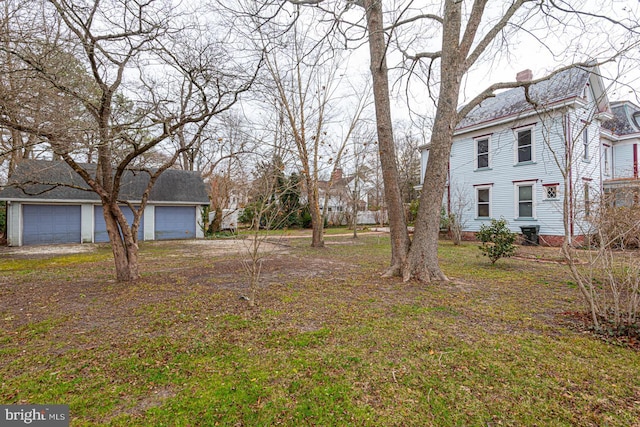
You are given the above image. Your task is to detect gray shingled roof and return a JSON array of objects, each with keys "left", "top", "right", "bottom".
[
  {"left": 457, "top": 67, "right": 591, "bottom": 131},
  {"left": 602, "top": 101, "right": 640, "bottom": 136},
  {"left": 0, "top": 160, "right": 209, "bottom": 203}
]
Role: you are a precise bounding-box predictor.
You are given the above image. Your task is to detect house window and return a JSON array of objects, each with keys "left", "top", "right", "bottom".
[
  {"left": 603, "top": 146, "right": 610, "bottom": 175},
  {"left": 476, "top": 186, "right": 491, "bottom": 218},
  {"left": 516, "top": 128, "right": 533, "bottom": 163},
  {"left": 519, "top": 187, "right": 533, "bottom": 217},
  {"left": 476, "top": 137, "right": 490, "bottom": 169},
  {"left": 582, "top": 127, "right": 589, "bottom": 161},
  {"left": 544, "top": 184, "right": 559, "bottom": 200},
  {"left": 514, "top": 181, "right": 536, "bottom": 218},
  {"left": 584, "top": 184, "right": 591, "bottom": 217}
]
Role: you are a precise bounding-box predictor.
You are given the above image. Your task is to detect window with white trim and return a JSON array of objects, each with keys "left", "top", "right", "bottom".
[
  {"left": 544, "top": 184, "right": 559, "bottom": 200},
  {"left": 584, "top": 183, "right": 591, "bottom": 217},
  {"left": 515, "top": 181, "right": 536, "bottom": 219},
  {"left": 476, "top": 186, "right": 491, "bottom": 218},
  {"left": 516, "top": 127, "right": 533, "bottom": 163},
  {"left": 475, "top": 137, "right": 490, "bottom": 169},
  {"left": 603, "top": 145, "right": 610, "bottom": 175}
]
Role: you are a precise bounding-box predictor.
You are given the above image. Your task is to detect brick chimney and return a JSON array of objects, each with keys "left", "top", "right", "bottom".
[
  {"left": 331, "top": 168, "right": 343, "bottom": 182},
  {"left": 516, "top": 69, "right": 533, "bottom": 82}
]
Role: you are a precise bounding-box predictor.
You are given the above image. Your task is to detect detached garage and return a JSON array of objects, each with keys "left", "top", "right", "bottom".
[{"left": 0, "top": 160, "right": 209, "bottom": 246}]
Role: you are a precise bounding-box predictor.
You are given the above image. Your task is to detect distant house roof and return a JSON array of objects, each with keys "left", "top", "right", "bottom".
[
  {"left": 602, "top": 101, "right": 640, "bottom": 136},
  {"left": 0, "top": 160, "right": 209, "bottom": 204},
  {"left": 456, "top": 66, "right": 596, "bottom": 133}
]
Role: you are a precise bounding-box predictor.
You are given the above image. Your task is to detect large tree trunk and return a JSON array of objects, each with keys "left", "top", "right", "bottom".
[
  {"left": 210, "top": 206, "right": 223, "bottom": 234},
  {"left": 306, "top": 179, "right": 324, "bottom": 248},
  {"left": 404, "top": 111, "right": 456, "bottom": 283},
  {"left": 103, "top": 204, "right": 140, "bottom": 282},
  {"left": 364, "top": 0, "right": 410, "bottom": 276},
  {"left": 404, "top": 1, "right": 463, "bottom": 283}
]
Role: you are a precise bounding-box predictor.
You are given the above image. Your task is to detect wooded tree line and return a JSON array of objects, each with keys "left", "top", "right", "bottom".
[{"left": 1, "top": 0, "right": 639, "bottom": 282}]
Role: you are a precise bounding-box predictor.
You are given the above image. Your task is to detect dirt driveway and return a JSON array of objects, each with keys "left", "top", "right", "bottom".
[{"left": 0, "top": 237, "right": 292, "bottom": 258}]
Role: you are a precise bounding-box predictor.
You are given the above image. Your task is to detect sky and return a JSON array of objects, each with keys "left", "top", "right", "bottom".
[{"left": 364, "top": 0, "right": 640, "bottom": 129}]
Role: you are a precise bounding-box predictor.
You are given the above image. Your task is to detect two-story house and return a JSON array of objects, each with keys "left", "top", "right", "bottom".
[
  {"left": 419, "top": 65, "right": 616, "bottom": 245},
  {"left": 601, "top": 100, "right": 640, "bottom": 205}
]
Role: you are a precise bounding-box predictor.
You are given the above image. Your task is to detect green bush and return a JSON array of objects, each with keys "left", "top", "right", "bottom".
[
  {"left": 0, "top": 201, "right": 5, "bottom": 235},
  {"left": 476, "top": 218, "right": 517, "bottom": 264}
]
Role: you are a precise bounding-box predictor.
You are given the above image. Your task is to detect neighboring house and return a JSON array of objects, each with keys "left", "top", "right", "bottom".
[
  {"left": 318, "top": 168, "right": 382, "bottom": 225},
  {"left": 419, "top": 66, "right": 617, "bottom": 245},
  {"left": 0, "top": 160, "right": 209, "bottom": 246}
]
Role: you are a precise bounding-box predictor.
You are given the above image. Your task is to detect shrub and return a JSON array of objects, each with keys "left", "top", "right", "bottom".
[
  {"left": 0, "top": 201, "right": 5, "bottom": 236},
  {"left": 476, "top": 218, "right": 517, "bottom": 264},
  {"left": 439, "top": 206, "right": 450, "bottom": 231}
]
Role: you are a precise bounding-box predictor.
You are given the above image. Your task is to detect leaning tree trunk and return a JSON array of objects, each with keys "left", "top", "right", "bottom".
[
  {"left": 103, "top": 204, "right": 140, "bottom": 282},
  {"left": 364, "top": 0, "right": 410, "bottom": 276},
  {"left": 404, "top": 1, "right": 463, "bottom": 283},
  {"left": 404, "top": 111, "right": 455, "bottom": 283}
]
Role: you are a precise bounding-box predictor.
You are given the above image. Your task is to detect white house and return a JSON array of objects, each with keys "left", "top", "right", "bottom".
[
  {"left": 419, "top": 66, "right": 619, "bottom": 245},
  {"left": 318, "top": 168, "right": 384, "bottom": 225}
]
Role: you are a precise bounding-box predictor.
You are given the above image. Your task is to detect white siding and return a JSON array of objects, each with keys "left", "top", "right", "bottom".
[
  {"left": 144, "top": 205, "right": 155, "bottom": 241},
  {"left": 81, "top": 204, "right": 94, "bottom": 243},
  {"left": 448, "top": 112, "right": 568, "bottom": 236},
  {"left": 196, "top": 206, "right": 205, "bottom": 238},
  {"left": 6, "top": 202, "right": 21, "bottom": 246},
  {"left": 567, "top": 110, "right": 603, "bottom": 235},
  {"left": 420, "top": 148, "right": 429, "bottom": 185},
  {"left": 612, "top": 142, "right": 636, "bottom": 179}
]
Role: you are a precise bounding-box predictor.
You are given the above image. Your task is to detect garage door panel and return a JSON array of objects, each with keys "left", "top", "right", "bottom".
[
  {"left": 155, "top": 206, "right": 196, "bottom": 240},
  {"left": 23, "top": 205, "right": 81, "bottom": 245},
  {"left": 94, "top": 206, "right": 144, "bottom": 243}
]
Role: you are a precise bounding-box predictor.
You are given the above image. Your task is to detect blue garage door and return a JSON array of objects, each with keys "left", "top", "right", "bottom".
[
  {"left": 23, "top": 204, "right": 81, "bottom": 245},
  {"left": 94, "top": 206, "right": 144, "bottom": 243},
  {"left": 155, "top": 206, "right": 196, "bottom": 240}
]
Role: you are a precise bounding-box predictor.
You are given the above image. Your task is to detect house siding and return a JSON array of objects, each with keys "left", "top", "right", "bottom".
[
  {"left": 612, "top": 141, "right": 637, "bottom": 179},
  {"left": 442, "top": 87, "right": 606, "bottom": 240},
  {"left": 6, "top": 202, "right": 22, "bottom": 246},
  {"left": 449, "top": 112, "right": 569, "bottom": 236},
  {"left": 81, "top": 204, "right": 94, "bottom": 243}
]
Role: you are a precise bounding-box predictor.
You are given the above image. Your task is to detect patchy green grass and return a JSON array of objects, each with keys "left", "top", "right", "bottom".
[{"left": 1, "top": 237, "right": 639, "bottom": 426}]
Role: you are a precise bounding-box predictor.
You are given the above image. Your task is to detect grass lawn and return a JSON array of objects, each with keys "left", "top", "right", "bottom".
[{"left": 1, "top": 236, "right": 639, "bottom": 426}]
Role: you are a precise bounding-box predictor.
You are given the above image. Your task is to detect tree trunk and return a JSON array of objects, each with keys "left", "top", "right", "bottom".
[
  {"left": 404, "top": 1, "right": 463, "bottom": 283},
  {"left": 307, "top": 183, "right": 324, "bottom": 248},
  {"left": 404, "top": 111, "right": 455, "bottom": 283},
  {"left": 211, "top": 206, "right": 223, "bottom": 233},
  {"left": 363, "top": 0, "right": 410, "bottom": 276},
  {"left": 103, "top": 204, "right": 140, "bottom": 282}
]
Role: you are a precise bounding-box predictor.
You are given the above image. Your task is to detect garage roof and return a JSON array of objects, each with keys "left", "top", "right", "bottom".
[{"left": 0, "top": 160, "right": 209, "bottom": 204}]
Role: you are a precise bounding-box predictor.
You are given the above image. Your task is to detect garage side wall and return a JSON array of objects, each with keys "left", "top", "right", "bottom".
[
  {"left": 81, "top": 204, "right": 94, "bottom": 243},
  {"left": 6, "top": 202, "right": 21, "bottom": 247},
  {"left": 144, "top": 206, "right": 155, "bottom": 241}
]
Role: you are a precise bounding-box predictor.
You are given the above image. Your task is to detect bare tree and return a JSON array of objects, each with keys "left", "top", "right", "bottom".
[
  {"left": 251, "top": 4, "right": 370, "bottom": 247},
  {"left": 240, "top": 153, "right": 303, "bottom": 307},
  {"left": 207, "top": 0, "right": 640, "bottom": 284},
  {"left": 374, "top": 1, "right": 640, "bottom": 283},
  {"left": 526, "top": 72, "right": 640, "bottom": 333},
  {"left": 447, "top": 181, "right": 471, "bottom": 245},
  {"left": 0, "top": 0, "right": 94, "bottom": 177},
  {"left": 0, "top": 0, "right": 260, "bottom": 281}
]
